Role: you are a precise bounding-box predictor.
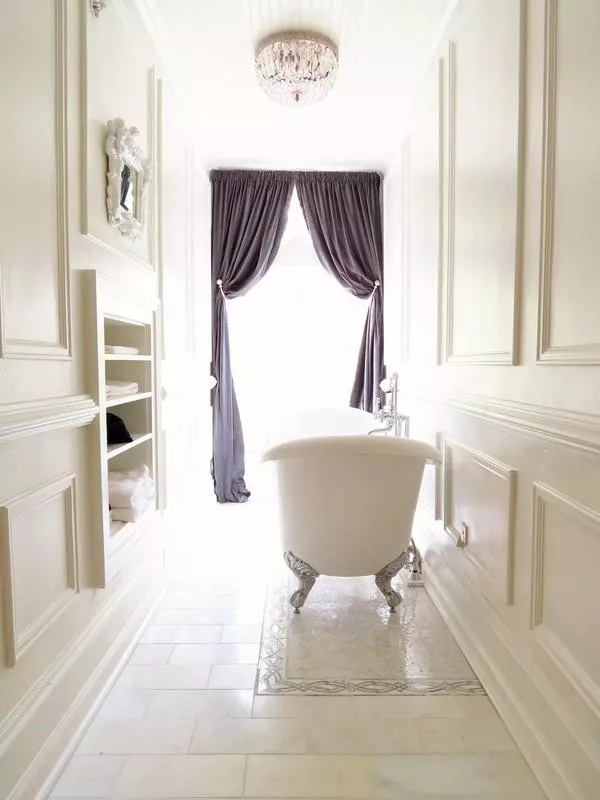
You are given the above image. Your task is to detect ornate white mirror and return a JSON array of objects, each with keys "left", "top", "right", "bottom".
[{"left": 105, "top": 118, "right": 152, "bottom": 241}]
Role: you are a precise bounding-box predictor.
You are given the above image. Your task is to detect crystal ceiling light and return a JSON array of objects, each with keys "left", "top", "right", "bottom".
[{"left": 254, "top": 31, "right": 339, "bottom": 107}]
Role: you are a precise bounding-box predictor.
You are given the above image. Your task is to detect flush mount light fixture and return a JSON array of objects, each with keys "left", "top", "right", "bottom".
[{"left": 254, "top": 31, "right": 338, "bottom": 107}]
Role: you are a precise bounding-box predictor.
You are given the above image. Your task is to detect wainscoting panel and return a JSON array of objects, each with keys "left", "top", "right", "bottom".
[
  {"left": 406, "top": 58, "right": 444, "bottom": 366},
  {"left": 0, "top": 475, "right": 78, "bottom": 667},
  {"left": 531, "top": 483, "right": 600, "bottom": 718},
  {"left": 443, "top": 441, "right": 516, "bottom": 607},
  {"left": 537, "top": 0, "right": 600, "bottom": 363},
  {"left": 444, "top": 0, "right": 524, "bottom": 364},
  {"left": 0, "top": 0, "right": 70, "bottom": 360}
]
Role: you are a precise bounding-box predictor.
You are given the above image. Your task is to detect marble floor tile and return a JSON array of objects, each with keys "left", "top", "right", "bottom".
[
  {"left": 369, "top": 753, "right": 546, "bottom": 798},
  {"left": 221, "top": 623, "right": 263, "bottom": 643},
  {"left": 113, "top": 663, "right": 211, "bottom": 690},
  {"left": 76, "top": 718, "right": 195, "bottom": 755},
  {"left": 50, "top": 755, "right": 125, "bottom": 797},
  {"left": 153, "top": 607, "right": 263, "bottom": 625},
  {"left": 146, "top": 689, "right": 254, "bottom": 719},
  {"left": 208, "top": 663, "right": 258, "bottom": 689},
  {"left": 189, "top": 718, "right": 307, "bottom": 754},
  {"left": 170, "top": 642, "right": 259, "bottom": 665},
  {"left": 415, "top": 715, "right": 517, "bottom": 752},
  {"left": 244, "top": 755, "right": 371, "bottom": 798},
  {"left": 114, "top": 754, "right": 245, "bottom": 797},
  {"left": 251, "top": 695, "right": 498, "bottom": 720},
  {"left": 140, "top": 624, "right": 222, "bottom": 644},
  {"left": 46, "top": 501, "right": 546, "bottom": 800},
  {"left": 305, "top": 717, "right": 422, "bottom": 754},
  {"left": 95, "top": 688, "right": 154, "bottom": 721},
  {"left": 129, "top": 644, "right": 174, "bottom": 665}
]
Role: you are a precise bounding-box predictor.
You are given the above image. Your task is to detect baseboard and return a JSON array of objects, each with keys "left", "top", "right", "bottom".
[
  {"left": 0, "top": 549, "right": 167, "bottom": 800},
  {"left": 421, "top": 521, "right": 597, "bottom": 800}
]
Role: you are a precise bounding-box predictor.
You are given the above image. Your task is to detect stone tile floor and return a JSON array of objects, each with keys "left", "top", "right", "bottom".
[{"left": 48, "top": 491, "right": 546, "bottom": 799}]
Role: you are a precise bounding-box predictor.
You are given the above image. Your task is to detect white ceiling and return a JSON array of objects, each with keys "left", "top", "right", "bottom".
[{"left": 146, "top": 0, "right": 454, "bottom": 171}]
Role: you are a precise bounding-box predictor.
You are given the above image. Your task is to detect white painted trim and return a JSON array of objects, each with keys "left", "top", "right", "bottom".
[
  {"left": 424, "top": 554, "right": 585, "bottom": 800},
  {"left": 0, "top": 554, "right": 166, "bottom": 799},
  {"left": 79, "top": 3, "right": 158, "bottom": 272},
  {"left": 0, "top": 395, "right": 98, "bottom": 444},
  {"left": 531, "top": 483, "right": 600, "bottom": 721},
  {"left": 0, "top": 541, "right": 158, "bottom": 753},
  {"left": 442, "top": 1, "right": 525, "bottom": 366},
  {"left": 536, "top": 0, "right": 600, "bottom": 364},
  {"left": 400, "top": 138, "right": 411, "bottom": 364},
  {"left": 1, "top": 0, "right": 71, "bottom": 360},
  {"left": 0, "top": 476, "right": 79, "bottom": 667},
  {"left": 436, "top": 57, "right": 445, "bottom": 367},
  {"left": 433, "top": 392, "right": 600, "bottom": 455},
  {"left": 443, "top": 440, "right": 516, "bottom": 605},
  {"left": 32, "top": 581, "right": 166, "bottom": 800}
]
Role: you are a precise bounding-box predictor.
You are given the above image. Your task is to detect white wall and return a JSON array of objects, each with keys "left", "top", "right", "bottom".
[
  {"left": 386, "top": 1, "right": 600, "bottom": 797},
  {"left": 0, "top": 2, "right": 208, "bottom": 796}
]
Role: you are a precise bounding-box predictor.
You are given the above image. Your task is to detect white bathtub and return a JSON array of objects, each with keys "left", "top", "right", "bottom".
[
  {"left": 267, "top": 406, "right": 375, "bottom": 444},
  {"left": 263, "top": 410, "right": 441, "bottom": 612}
]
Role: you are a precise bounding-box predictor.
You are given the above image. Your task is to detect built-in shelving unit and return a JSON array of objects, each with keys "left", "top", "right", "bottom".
[
  {"left": 85, "top": 270, "right": 161, "bottom": 587},
  {"left": 105, "top": 391, "right": 154, "bottom": 408}
]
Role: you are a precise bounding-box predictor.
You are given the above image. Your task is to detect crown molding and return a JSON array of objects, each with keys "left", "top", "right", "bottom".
[{"left": 0, "top": 395, "right": 99, "bottom": 444}]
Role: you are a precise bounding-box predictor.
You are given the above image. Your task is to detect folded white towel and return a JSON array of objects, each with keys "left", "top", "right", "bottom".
[
  {"left": 105, "top": 345, "right": 141, "bottom": 355},
  {"left": 106, "top": 381, "right": 139, "bottom": 396},
  {"left": 109, "top": 465, "right": 154, "bottom": 500},
  {"left": 108, "top": 478, "right": 148, "bottom": 510},
  {"left": 111, "top": 495, "right": 151, "bottom": 523}
]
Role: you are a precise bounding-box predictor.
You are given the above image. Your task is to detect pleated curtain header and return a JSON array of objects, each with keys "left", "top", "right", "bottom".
[{"left": 209, "top": 169, "right": 381, "bottom": 187}]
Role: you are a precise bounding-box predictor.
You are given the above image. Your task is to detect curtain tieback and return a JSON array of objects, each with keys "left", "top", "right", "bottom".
[
  {"left": 216, "top": 278, "right": 226, "bottom": 299},
  {"left": 370, "top": 280, "right": 380, "bottom": 298}
]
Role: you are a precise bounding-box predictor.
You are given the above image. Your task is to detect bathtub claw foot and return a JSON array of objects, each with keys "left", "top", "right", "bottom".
[
  {"left": 284, "top": 551, "right": 319, "bottom": 612},
  {"left": 375, "top": 552, "right": 410, "bottom": 610},
  {"left": 406, "top": 538, "right": 425, "bottom": 587}
]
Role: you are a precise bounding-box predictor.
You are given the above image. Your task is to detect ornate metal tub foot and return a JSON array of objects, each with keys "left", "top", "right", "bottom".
[
  {"left": 375, "top": 551, "right": 411, "bottom": 611},
  {"left": 406, "top": 537, "right": 425, "bottom": 587},
  {"left": 284, "top": 551, "right": 319, "bottom": 613}
]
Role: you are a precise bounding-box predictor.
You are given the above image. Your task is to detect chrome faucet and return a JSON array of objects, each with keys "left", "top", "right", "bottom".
[{"left": 368, "top": 372, "right": 410, "bottom": 437}]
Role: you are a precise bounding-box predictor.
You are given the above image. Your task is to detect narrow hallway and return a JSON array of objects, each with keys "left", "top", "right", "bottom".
[{"left": 49, "top": 499, "right": 545, "bottom": 799}]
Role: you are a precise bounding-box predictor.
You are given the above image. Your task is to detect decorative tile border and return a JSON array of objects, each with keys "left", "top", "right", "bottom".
[{"left": 256, "top": 578, "right": 485, "bottom": 696}]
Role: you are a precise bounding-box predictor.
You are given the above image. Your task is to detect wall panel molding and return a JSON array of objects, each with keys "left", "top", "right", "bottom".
[
  {"left": 0, "top": 475, "right": 78, "bottom": 667},
  {"left": 531, "top": 483, "right": 600, "bottom": 720},
  {"left": 80, "top": 6, "right": 158, "bottom": 272},
  {"left": 0, "top": 0, "right": 71, "bottom": 361},
  {"left": 423, "top": 541, "right": 595, "bottom": 799},
  {"left": 537, "top": 0, "right": 600, "bottom": 364},
  {"left": 443, "top": 0, "right": 525, "bottom": 366},
  {"left": 443, "top": 440, "right": 516, "bottom": 606},
  {"left": 432, "top": 392, "right": 600, "bottom": 455},
  {"left": 0, "top": 395, "right": 98, "bottom": 444}
]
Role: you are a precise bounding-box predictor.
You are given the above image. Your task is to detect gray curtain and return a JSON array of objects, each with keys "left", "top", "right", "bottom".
[
  {"left": 211, "top": 170, "right": 294, "bottom": 503},
  {"left": 295, "top": 171, "right": 384, "bottom": 412}
]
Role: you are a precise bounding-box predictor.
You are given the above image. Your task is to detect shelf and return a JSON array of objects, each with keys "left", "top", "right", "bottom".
[
  {"left": 104, "top": 354, "right": 152, "bottom": 362},
  {"left": 105, "top": 391, "right": 153, "bottom": 408},
  {"left": 110, "top": 503, "right": 155, "bottom": 539},
  {"left": 106, "top": 432, "right": 153, "bottom": 460}
]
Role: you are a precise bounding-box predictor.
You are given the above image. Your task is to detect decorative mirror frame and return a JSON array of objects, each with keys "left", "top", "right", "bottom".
[{"left": 105, "top": 118, "right": 152, "bottom": 242}]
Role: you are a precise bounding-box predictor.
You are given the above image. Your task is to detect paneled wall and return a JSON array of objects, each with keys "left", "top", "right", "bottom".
[
  {"left": 0, "top": 1, "right": 208, "bottom": 796},
  {"left": 386, "top": 1, "right": 600, "bottom": 797}
]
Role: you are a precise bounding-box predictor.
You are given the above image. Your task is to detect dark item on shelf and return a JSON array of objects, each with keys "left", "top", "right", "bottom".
[{"left": 106, "top": 412, "right": 133, "bottom": 445}]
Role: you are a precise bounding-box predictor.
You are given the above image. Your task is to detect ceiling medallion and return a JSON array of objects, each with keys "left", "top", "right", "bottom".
[{"left": 255, "top": 31, "right": 338, "bottom": 107}]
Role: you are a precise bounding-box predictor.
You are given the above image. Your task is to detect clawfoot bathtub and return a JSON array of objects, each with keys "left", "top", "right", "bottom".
[{"left": 262, "top": 433, "right": 441, "bottom": 612}]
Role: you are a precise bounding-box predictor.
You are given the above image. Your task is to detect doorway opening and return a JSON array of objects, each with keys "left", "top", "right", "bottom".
[{"left": 227, "top": 189, "right": 367, "bottom": 500}]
